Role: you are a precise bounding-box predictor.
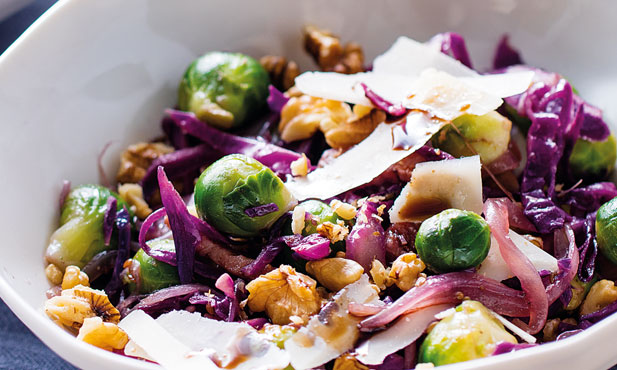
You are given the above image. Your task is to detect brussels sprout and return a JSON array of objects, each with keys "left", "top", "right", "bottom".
[
  {"left": 46, "top": 185, "right": 129, "bottom": 270},
  {"left": 299, "top": 200, "right": 343, "bottom": 236},
  {"left": 419, "top": 300, "right": 517, "bottom": 366},
  {"left": 129, "top": 239, "right": 180, "bottom": 294},
  {"left": 432, "top": 111, "right": 511, "bottom": 164},
  {"left": 596, "top": 197, "right": 617, "bottom": 265},
  {"left": 195, "top": 154, "right": 296, "bottom": 237},
  {"left": 415, "top": 209, "right": 491, "bottom": 273},
  {"left": 503, "top": 104, "right": 532, "bottom": 135},
  {"left": 178, "top": 51, "right": 270, "bottom": 129},
  {"left": 569, "top": 135, "right": 617, "bottom": 180}
]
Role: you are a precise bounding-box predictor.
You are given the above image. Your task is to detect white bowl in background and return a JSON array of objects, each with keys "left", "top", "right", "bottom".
[{"left": 1, "top": 1, "right": 617, "bottom": 369}]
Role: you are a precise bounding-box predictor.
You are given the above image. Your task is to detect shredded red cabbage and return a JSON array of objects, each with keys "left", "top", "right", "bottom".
[
  {"left": 429, "top": 32, "right": 473, "bottom": 69},
  {"left": 82, "top": 250, "right": 118, "bottom": 282},
  {"left": 157, "top": 167, "right": 200, "bottom": 284},
  {"left": 561, "top": 182, "right": 617, "bottom": 218},
  {"left": 267, "top": 85, "right": 289, "bottom": 114},
  {"left": 492, "top": 342, "right": 537, "bottom": 356},
  {"left": 285, "top": 234, "right": 331, "bottom": 260},
  {"left": 244, "top": 203, "right": 279, "bottom": 218},
  {"left": 347, "top": 199, "right": 386, "bottom": 271},
  {"left": 545, "top": 225, "right": 579, "bottom": 303},
  {"left": 140, "top": 144, "right": 219, "bottom": 201},
  {"left": 128, "top": 284, "right": 220, "bottom": 317},
  {"left": 104, "top": 207, "right": 131, "bottom": 303},
  {"left": 240, "top": 239, "right": 284, "bottom": 278},
  {"left": 492, "top": 34, "right": 523, "bottom": 70},
  {"left": 360, "top": 83, "right": 406, "bottom": 117},
  {"left": 245, "top": 318, "right": 269, "bottom": 329},
  {"left": 102, "top": 196, "right": 117, "bottom": 246},
  {"left": 165, "top": 109, "right": 303, "bottom": 177},
  {"left": 571, "top": 213, "right": 598, "bottom": 282},
  {"left": 374, "top": 354, "right": 405, "bottom": 370}
]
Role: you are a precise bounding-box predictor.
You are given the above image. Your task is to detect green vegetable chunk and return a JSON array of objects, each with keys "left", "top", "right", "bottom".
[
  {"left": 130, "top": 239, "right": 180, "bottom": 294},
  {"left": 569, "top": 135, "right": 617, "bottom": 180},
  {"left": 299, "top": 200, "right": 343, "bottom": 236},
  {"left": 432, "top": 111, "right": 512, "bottom": 164},
  {"left": 46, "top": 185, "right": 129, "bottom": 270},
  {"left": 195, "top": 154, "right": 296, "bottom": 237},
  {"left": 596, "top": 197, "right": 617, "bottom": 265},
  {"left": 415, "top": 209, "right": 490, "bottom": 273},
  {"left": 178, "top": 51, "right": 270, "bottom": 130},
  {"left": 419, "top": 301, "right": 517, "bottom": 366}
]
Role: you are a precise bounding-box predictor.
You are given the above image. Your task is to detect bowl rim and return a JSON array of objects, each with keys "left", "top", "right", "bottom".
[{"left": 1, "top": 1, "right": 617, "bottom": 369}]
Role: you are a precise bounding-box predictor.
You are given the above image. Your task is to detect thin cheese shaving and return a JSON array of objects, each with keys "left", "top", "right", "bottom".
[
  {"left": 285, "top": 113, "right": 446, "bottom": 200},
  {"left": 372, "top": 36, "right": 478, "bottom": 77},
  {"left": 119, "top": 310, "right": 219, "bottom": 370}
]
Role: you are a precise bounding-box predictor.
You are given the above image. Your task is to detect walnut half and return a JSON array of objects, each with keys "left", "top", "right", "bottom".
[{"left": 246, "top": 265, "right": 321, "bottom": 325}]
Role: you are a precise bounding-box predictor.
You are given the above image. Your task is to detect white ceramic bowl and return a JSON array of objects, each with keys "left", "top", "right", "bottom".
[{"left": 1, "top": 1, "right": 617, "bottom": 369}]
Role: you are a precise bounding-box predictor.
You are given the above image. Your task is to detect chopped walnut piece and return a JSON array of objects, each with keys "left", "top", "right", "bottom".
[
  {"left": 303, "top": 26, "right": 364, "bottom": 74},
  {"left": 388, "top": 253, "right": 426, "bottom": 291},
  {"left": 118, "top": 183, "right": 152, "bottom": 219},
  {"left": 77, "top": 317, "right": 128, "bottom": 351},
  {"left": 45, "top": 264, "right": 63, "bottom": 285},
  {"left": 324, "top": 109, "right": 386, "bottom": 150},
  {"left": 290, "top": 154, "right": 309, "bottom": 177},
  {"left": 61, "top": 265, "right": 90, "bottom": 290},
  {"left": 333, "top": 354, "right": 369, "bottom": 370},
  {"left": 369, "top": 260, "right": 393, "bottom": 291},
  {"left": 542, "top": 318, "right": 561, "bottom": 342},
  {"left": 304, "top": 25, "right": 343, "bottom": 71},
  {"left": 45, "top": 285, "right": 120, "bottom": 330},
  {"left": 317, "top": 221, "right": 349, "bottom": 243},
  {"left": 260, "top": 55, "right": 300, "bottom": 91},
  {"left": 246, "top": 265, "right": 321, "bottom": 325},
  {"left": 116, "top": 142, "right": 174, "bottom": 184},
  {"left": 330, "top": 199, "right": 357, "bottom": 220},
  {"left": 279, "top": 95, "right": 352, "bottom": 143},
  {"left": 580, "top": 279, "right": 617, "bottom": 315}
]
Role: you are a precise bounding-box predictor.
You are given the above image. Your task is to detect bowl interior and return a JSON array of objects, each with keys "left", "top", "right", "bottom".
[{"left": 1, "top": 0, "right": 617, "bottom": 369}]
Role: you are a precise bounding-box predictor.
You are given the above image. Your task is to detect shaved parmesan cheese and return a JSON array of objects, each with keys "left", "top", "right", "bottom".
[
  {"left": 285, "top": 113, "right": 446, "bottom": 200},
  {"left": 461, "top": 71, "right": 535, "bottom": 98},
  {"left": 401, "top": 69, "right": 502, "bottom": 120},
  {"left": 356, "top": 304, "right": 453, "bottom": 365},
  {"left": 373, "top": 36, "right": 478, "bottom": 77},
  {"left": 285, "top": 275, "right": 380, "bottom": 370},
  {"left": 120, "top": 310, "right": 290, "bottom": 370},
  {"left": 119, "top": 310, "right": 219, "bottom": 370},
  {"left": 294, "top": 70, "right": 533, "bottom": 118},
  {"left": 477, "top": 230, "right": 559, "bottom": 282},
  {"left": 489, "top": 309, "right": 537, "bottom": 344},
  {"left": 389, "top": 155, "right": 483, "bottom": 223}
]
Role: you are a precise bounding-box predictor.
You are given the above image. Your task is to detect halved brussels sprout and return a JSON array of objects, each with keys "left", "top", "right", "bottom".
[
  {"left": 129, "top": 239, "right": 180, "bottom": 294},
  {"left": 195, "top": 154, "right": 296, "bottom": 237},
  {"left": 46, "top": 185, "right": 129, "bottom": 270},
  {"left": 569, "top": 135, "right": 617, "bottom": 180},
  {"left": 178, "top": 51, "right": 270, "bottom": 129},
  {"left": 419, "top": 300, "right": 517, "bottom": 366},
  {"left": 596, "top": 197, "right": 617, "bottom": 265},
  {"left": 432, "top": 111, "right": 511, "bottom": 164},
  {"left": 415, "top": 209, "right": 491, "bottom": 273}
]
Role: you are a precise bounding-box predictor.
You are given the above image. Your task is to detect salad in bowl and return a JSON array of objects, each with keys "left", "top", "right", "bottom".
[{"left": 41, "top": 26, "right": 617, "bottom": 369}]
